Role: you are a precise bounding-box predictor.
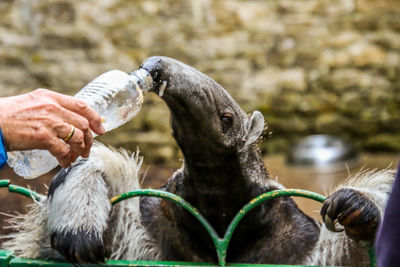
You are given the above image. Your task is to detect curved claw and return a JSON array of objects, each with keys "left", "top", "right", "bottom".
[{"left": 324, "top": 215, "right": 344, "bottom": 233}]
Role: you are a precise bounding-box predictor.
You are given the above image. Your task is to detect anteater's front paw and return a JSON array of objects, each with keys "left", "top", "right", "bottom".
[
  {"left": 321, "top": 188, "right": 380, "bottom": 242},
  {"left": 51, "top": 230, "right": 107, "bottom": 264}
]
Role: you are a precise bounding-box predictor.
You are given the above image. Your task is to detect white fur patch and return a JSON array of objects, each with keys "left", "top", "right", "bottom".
[{"left": 47, "top": 167, "right": 111, "bottom": 236}]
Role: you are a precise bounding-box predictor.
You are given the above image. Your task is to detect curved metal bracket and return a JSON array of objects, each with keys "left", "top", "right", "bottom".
[
  {"left": 1, "top": 179, "right": 375, "bottom": 267},
  {"left": 111, "top": 189, "right": 327, "bottom": 266}
]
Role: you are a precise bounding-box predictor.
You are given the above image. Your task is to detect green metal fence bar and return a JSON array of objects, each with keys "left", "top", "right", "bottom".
[
  {"left": 0, "top": 250, "right": 13, "bottom": 267},
  {"left": 111, "top": 190, "right": 327, "bottom": 266},
  {"left": 0, "top": 179, "right": 44, "bottom": 202},
  {"left": 7, "top": 184, "right": 43, "bottom": 202},
  {"left": 1, "top": 180, "right": 376, "bottom": 266},
  {"left": 221, "top": 189, "right": 326, "bottom": 266},
  {"left": 0, "top": 179, "right": 10, "bottom": 188},
  {"left": 368, "top": 247, "right": 376, "bottom": 267},
  {"left": 111, "top": 190, "right": 223, "bottom": 263},
  {"left": 0, "top": 249, "right": 325, "bottom": 267},
  {"left": 110, "top": 189, "right": 375, "bottom": 267}
]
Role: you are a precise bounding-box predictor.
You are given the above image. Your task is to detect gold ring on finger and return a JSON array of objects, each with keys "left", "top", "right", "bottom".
[{"left": 64, "top": 125, "right": 75, "bottom": 142}]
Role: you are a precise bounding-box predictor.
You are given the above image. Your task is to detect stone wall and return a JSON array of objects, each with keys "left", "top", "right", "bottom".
[{"left": 0, "top": 0, "right": 399, "bottom": 164}]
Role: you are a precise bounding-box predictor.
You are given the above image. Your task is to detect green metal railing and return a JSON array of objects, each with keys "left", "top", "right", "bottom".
[
  {"left": 1, "top": 179, "right": 375, "bottom": 267},
  {"left": 0, "top": 179, "right": 43, "bottom": 202}
]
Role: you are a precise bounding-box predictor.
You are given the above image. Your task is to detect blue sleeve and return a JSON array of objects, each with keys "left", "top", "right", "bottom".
[{"left": 0, "top": 126, "right": 7, "bottom": 169}]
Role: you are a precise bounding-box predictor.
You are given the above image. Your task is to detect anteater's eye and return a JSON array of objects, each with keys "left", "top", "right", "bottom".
[{"left": 221, "top": 113, "right": 233, "bottom": 126}]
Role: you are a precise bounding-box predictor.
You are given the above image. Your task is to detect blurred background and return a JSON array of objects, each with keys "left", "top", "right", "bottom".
[{"left": 0, "top": 0, "right": 399, "bottom": 236}]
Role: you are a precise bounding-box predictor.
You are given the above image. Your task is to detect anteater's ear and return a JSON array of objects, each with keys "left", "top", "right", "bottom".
[{"left": 244, "top": 111, "right": 264, "bottom": 146}]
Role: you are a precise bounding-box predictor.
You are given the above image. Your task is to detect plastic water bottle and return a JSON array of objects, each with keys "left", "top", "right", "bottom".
[{"left": 7, "top": 68, "right": 153, "bottom": 179}]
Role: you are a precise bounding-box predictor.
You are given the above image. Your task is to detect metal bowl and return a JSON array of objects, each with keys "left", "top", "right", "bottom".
[{"left": 287, "top": 135, "right": 359, "bottom": 171}]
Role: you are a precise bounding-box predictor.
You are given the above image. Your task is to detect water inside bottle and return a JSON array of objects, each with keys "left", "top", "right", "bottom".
[{"left": 75, "top": 72, "right": 144, "bottom": 132}]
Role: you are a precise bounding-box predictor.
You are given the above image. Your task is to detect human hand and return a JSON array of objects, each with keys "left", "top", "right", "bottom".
[{"left": 0, "top": 89, "right": 105, "bottom": 168}]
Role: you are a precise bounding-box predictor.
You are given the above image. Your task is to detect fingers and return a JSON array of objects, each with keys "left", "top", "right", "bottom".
[
  {"left": 54, "top": 107, "right": 94, "bottom": 158},
  {"left": 55, "top": 123, "right": 87, "bottom": 162},
  {"left": 46, "top": 127, "right": 87, "bottom": 168},
  {"left": 23, "top": 89, "right": 104, "bottom": 165},
  {"left": 46, "top": 137, "right": 72, "bottom": 168},
  {"left": 49, "top": 91, "right": 105, "bottom": 135},
  {"left": 53, "top": 93, "right": 102, "bottom": 158},
  {"left": 42, "top": 91, "right": 100, "bottom": 159}
]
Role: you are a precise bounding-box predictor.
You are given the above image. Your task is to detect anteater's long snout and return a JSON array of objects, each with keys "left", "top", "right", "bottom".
[
  {"left": 139, "top": 56, "right": 215, "bottom": 99},
  {"left": 140, "top": 56, "right": 162, "bottom": 82},
  {"left": 140, "top": 56, "right": 169, "bottom": 97}
]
